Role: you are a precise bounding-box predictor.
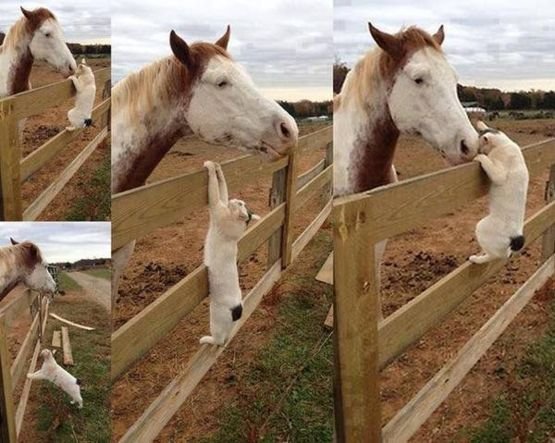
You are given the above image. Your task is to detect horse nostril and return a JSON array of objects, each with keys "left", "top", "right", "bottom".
[
  {"left": 460, "top": 139, "right": 470, "bottom": 156},
  {"left": 279, "top": 122, "right": 291, "bottom": 139}
]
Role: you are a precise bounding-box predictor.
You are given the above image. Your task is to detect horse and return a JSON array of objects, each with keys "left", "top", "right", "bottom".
[
  {"left": 0, "top": 7, "right": 76, "bottom": 98},
  {"left": 334, "top": 23, "right": 480, "bottom": 319},
  {"left": 111, "top": 27, "right": 299, "bottom": 303},
  {"left": 0, "top": 238, "right": 56, "bottom": 299}
]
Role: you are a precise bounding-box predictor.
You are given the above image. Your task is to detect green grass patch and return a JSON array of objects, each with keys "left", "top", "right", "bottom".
[
  {"left": 468, "top": 293, "right": 555, "bottom": 442},
  {"left": 57, "top": 272, "right": 82, "bottom": 292},
  {"left": 65, "top": 153, "right": 110, "bottom": 221},
  {"left": 82, "top": 267, "right": 111, "bottom": 280},
  {"left": 203, "top": 232, "right": 334, "bottom": 442}
]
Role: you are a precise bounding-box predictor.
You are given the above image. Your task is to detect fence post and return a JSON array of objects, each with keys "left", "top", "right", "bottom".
[
  {"left": 281, "top": 151, "right": 298, "bottom": 267},
  {"left": 333, "top": 203, "right": 382, "bottom": 442},
  {"left": 0, "top": 315, "right": 16, "bottom": 442},
  {"left": 542, "top": 165, "right": 555, "bottom": 261},
  {"left": 0, "top": 99, "right": 23, "bottom": 220},
  {"left": 102, "top": 79, "right": 111, "bottom": 131},
  {"left": 267, "top": 167, "right": 287, "bottom": 268}
]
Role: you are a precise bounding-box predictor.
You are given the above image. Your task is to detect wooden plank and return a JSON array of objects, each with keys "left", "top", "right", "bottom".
[
  {"left": 378, "top": 201, "right": 555, "bottom": 370},
  {"left": 282, "top": 151, "right": 299, "bottom": 267},
  {"left": 49, "top": 313, "right": 95, "bottom": 331},
  {"left": 10, "top": 311, "right": 40, "bottom": 390},
  {"left": 119, "top": 261, "right": 282, "bottom": 443},
  {"left": 20, "top": 98, "right": 110, "bottom": 181},
  {"left": 0, "top": 316, "right": 17, "bottom": 442},
  {"left": 297, "top": 125, "right": 332, "bottom": 153},
  {"left": 0, "top": 68, "right": 110, "bottom": 121},
  {"left": 52, "top": 330, "right": 61, "bottom": 348},
  {"left": 542, "top": 165, "right": 555, "bottom": 260},
  {"left": 0, "top": 287, "right": 36, "bottom": 326},
  {"left": 291, "top": 200, "right": 331, "bottom": 262},
  {"left": 61, "top": 326, "right": 73, "bottom": 366},
  {"left": 267, "top": 168, "right": 287, "bottom": 267},
  {"left": 316, "top": 253, "right": 333, "bottom": 285},
  {"left": 332, "top": 203, "right": 382, "bottom": 442},
  {"left": 295, "top": 165, "right": 333, "bottom": 211},
  {"left": 0, "top": 110, "right": 22, "bottom": 220},
  {"left": 324, "top": 306, "right": 334, "bottom": 329},
  {"left": 23, "top": 127, "right": 108, "bottom": 221},
  {"left": 111, "top": 203, "right": 285, "bottom": 380},
  {"left": 14, "top": 340, "right": 40, "bottom": 437},
  {"left": 383, "top": 254, "right": 555, "bottom": 441},
  {"left": 297, "top": 159, "right": 325, "bottom": 190},
  {"left": 334, "top": 139, "right": 555, "bottom": 242}
]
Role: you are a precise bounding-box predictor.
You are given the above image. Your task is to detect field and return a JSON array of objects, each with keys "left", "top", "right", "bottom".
[
  {"left": 112, "top": 117, "right": 554, "bottom": 441},
  {"left": 20, "top": 58, "right": 111, "bottom": 221}
]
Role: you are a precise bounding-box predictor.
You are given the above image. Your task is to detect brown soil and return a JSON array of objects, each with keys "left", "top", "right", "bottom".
[
  {"left": 20, "top": 58, "right": 110, "bottom": 221},
  {"left": 112, "top": 118, "right": 555, "bottom": 441}
]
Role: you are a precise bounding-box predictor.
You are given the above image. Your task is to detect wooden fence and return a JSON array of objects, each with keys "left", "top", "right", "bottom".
[
  {"left": 111, "top": 125, "right": 333, "bottom": 441},
  {"left": 0, "top": 286, "right": 49, "bottom": 442},
  {"left": 0, "top": 68, "right": 111, "bottom": 221},
  {"left": 332, "top": 138, "right": 555, "bottom": 441}
]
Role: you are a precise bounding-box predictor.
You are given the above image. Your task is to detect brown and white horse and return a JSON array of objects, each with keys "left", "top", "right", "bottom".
[
  {"left": 0, "top": 238, "right": 56, "bottom": 299},
  {"left": 334, "top": 24, "right": 479, "bottom": 317},
  {"left": 111, "top": 27, "right": 299, "bottom": 302},
  {"left": 0, "top": 7, "right": 76, "bottom": 98}
]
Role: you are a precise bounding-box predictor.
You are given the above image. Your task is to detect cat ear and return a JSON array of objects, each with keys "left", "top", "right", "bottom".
[
  {"left": 482, "top": 135, "right": 489, "bottom": 144},
  {"left": 251, "top": 214, "right": 261, "bottom": 221}
]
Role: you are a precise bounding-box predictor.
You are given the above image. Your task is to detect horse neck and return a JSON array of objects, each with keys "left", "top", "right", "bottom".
[
  {"left": 334, "top": 59, "right": 400, "bottom": 196},
  {"left": 0, "top": 251, "right": 21, "bottom": 297},
  {"left": 0, "top": 21, "right": 33, "bottom": 97}
]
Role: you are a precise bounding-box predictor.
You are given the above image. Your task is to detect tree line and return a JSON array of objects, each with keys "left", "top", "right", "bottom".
[{"left": 277, "top": 100, "right": 333, "bottom": 119}]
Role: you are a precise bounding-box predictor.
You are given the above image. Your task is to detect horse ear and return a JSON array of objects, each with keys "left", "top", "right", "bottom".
[
  {"left": 368, "top": 23, "right": 402, "bottom": 59},
  {"left": 10, "top": 237, "right": 18, "bottom": 245},
  {"left": 433, "top": 25, "right": 445, "bottom": 46},
  {"left": 170, "top": 30, "right": 193, "bottom": 68},
  {"left": 476, "top": 121, "right": 488, "bottom": 131},
  {"left": 20, "top": 7, "right": 33, "bottom": 20},
  {"left": 215, "top": 25, "right": 231, "bottom": 50}
]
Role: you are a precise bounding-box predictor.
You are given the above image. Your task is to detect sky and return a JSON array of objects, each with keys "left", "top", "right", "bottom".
[
  {"left": 0, "top": 223, "right": 111, "bottom": 263},
  {"left": 112, "top": 0, "right": 332, "bottom": 101},
  {"left": 0, "top": 1, "right": 110, "bottom": 44},
  {"left": 335, "top": 0, "right": 555, "bottom": 92}
]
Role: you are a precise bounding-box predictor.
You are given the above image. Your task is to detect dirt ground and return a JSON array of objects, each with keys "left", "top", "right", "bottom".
[
  {"left": 68, "top": 271, "right": 110, "bottom": 312},
  {"left": 112, "top": 118, "right": 554, "bottom": 441},
  {"left": 20, "top": 58, "right": 110, "bottom": 221}
]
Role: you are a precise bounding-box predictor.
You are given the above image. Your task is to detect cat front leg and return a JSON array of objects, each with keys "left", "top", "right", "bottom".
[
  {"left": 27, "top": 370, "right": 46, "bottom": 381},
  {"left": 474, "top": 154, "right": 508, "bottom": 185},
  {"left": 469, "top": 253, "right": 495, "bottom": 264},
  {"left": 215, "top": 163, "right": 229, "bottom": 204},
  {"left": 199, "top": 335, "right": 216, "bottom": 345},
  {"left": 204, "top": 161, "right": 221, "bottom": 208}
]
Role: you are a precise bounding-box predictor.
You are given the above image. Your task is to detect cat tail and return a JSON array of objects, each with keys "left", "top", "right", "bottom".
[
  {"left": 76, "top": 378, "right": 82, "bottom": 386},
  {"left": 84, "top": 118, "right": 93, "bottom": 127},
  {"left": 510, "top": 235, "right": 525, "bottom": 251},
  {"left": 231, "top": 304, "right": 243, "bottom": 322}
]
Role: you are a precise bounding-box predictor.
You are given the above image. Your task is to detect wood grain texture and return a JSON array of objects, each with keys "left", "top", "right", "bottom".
[
  {"left": 383, "top": 254, "right": 554, "bottom": 442},
  {"left": 267, "top": 168, "right": 286, "bottom": 268},
  {"left": 297, "top": 159, "right": 325, "bottom": 190},
  {"left": 281, "top": 151, "right": 299, "bottom": 267},
  {"left": 14, "top": 340, "right": 40, "bottom": 438},
  {"left": 0, "top": 107, "right": 22, "bottom": 220},
  {"left": 295, "top": 165, "right": 333, "bottom": 211},
  {"left": 119, "top": 262, "right": 282, "bottom": 443},
  {"left": 542, "top": 165, "right": 555, "bottom": 260},
  {"left": 291, "top": 200, "right": 331, "bottom": 262},
  {"left": 0, "top": 287, "right": 36, "bottom": 326},
  {"left": 61, "top": 326, "right": 73, "bottom": 366},
  {"left": 10, "top": 311, "right": 39, "bottom": 391},
  {"left": 52, "top": 330, "right": 61, "bottom": 348},
  {"left": 0, "top": 316, "right": 16, "bottom": 442}
]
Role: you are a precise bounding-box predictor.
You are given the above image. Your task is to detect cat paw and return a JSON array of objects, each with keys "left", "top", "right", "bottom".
[
  {"left": 473, "top": 154, "right": 487, "bottom": 163},
  {"left": 204, "top": 161, "right": 216, "bottom": 171},
  {"left": 66, "top": 126, "right": 76, "bottom": 132},
  {"left": 199, "top": 336, "right": 215, "bottom": 345},
  {"left": 468, "top": 255, "right": 479, "bottom": 263}
]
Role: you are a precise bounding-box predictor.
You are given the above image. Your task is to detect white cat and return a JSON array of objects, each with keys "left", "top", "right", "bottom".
[
  {"left": 200, "top": 161, "right": 260, "bottom": 346},
  {"left": 66, "top": 58, "right": 96, "bottom": 131},
  {"left": 27, "top": 349, "right": 83, "bottom": 408},
  {"left": 469, "top": 121, "right": 529, "bottom": 264}
]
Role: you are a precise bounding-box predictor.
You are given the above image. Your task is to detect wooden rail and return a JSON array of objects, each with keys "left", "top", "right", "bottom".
[
  {"left": 113, "top": 126, "right": 333, "bottom": 440},
  {"left": 0, "top": 68, "right": 111, "bottom": 220},
  {"left": 332, "top": 139, "right": 555, "bottom": 441}
]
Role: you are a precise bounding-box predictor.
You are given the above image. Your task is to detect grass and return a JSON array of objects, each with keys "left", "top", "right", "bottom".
[
  {"left": 57, "top": 272, "right": 82, "bottom": 292},
  {"left": 468, "top": 287, "right": 555, "bottom": 442},
  {"left": 24, "top": 289, "right": 110, "bottom": 441},
  {"left": 203, "top": 232, "right": 334, "bottom": 442},
  {"left": 65, "top": 152, "right": 110, "bottom": 221},
  {"left": 82, "top": 267, "right": 111, "bottom": 281}
]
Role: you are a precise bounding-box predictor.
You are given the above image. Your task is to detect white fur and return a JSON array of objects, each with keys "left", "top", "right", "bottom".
[
  {"left": 23, "top": 261, "right": 57, "bottom": 293},
  {"left": 66, "top": 58, "right": 95, "bottom": 130},
  {"left": 469, "top": 122, "right": 529, "bottom": 264},
  {"left": 27, "top": 349, "right": 82, "bottom": 408},
  {"left": 200, "top": 161, "right": 259, "bottom": 346}
]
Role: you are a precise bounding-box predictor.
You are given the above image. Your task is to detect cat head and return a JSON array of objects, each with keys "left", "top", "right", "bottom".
[
  {"left": 40, "top": 349, "right": 56, "bottom": 361},
  {"left": 228, "top": 199, "right": 260, "bottom": 226},
  {"left": 476, "top": 121, "right": 512, "bottom": 155},
  {"left": 75, "top": 57, "right": 93, "bottom": 77}
]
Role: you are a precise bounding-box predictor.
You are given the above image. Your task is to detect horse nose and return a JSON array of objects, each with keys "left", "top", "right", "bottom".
[
  {"left": 68, "top": 63, "right": 75, "bottom": 74},
  {"left": 274, "top": 118, "right": 298, "bottom": 147},
  {"left": 460, "top": 138, "right": 476, "bottom": 160}
]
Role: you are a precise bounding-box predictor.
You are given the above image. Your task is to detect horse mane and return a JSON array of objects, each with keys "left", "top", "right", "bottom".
[
  {"left": 113, "top": 42, "right": 230, "bottom": 119},
  {"left": 0, "top": 241, "right": 43, "bottom": 269},
  {"left": 338, "top": 26, "right": 443, "bottom": 110},
  {"left": 0, "top": 8, "right": 56, "bottom": 53}
]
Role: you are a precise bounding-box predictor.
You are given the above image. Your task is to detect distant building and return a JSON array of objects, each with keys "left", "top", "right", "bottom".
[{"left": 304, "top": 115, "right": 330, "bottom": 122}]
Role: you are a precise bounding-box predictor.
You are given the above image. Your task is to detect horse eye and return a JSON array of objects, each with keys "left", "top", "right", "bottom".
[
  {"left": 217, "top": 80, "right": 229, "bottom": 88},
  {"left": 45, "top": 32, "right": 51, "bottom": 38},
  {"left": 414, "top": 77, "right": 424, "bottom": 85}
]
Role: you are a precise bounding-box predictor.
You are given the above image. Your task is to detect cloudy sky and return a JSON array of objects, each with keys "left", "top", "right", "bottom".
[
  {"left": 335, "top": 0, "right": 555, "bottom": 91},
  {"left": 0, "top": 1, "right": 110, "bottom": 44},
  {"left": 0, "top": 223, "right": 111, "bottom": 263},
  {"left": 112, "top": 0, "right": 332, "bottom": 101}
]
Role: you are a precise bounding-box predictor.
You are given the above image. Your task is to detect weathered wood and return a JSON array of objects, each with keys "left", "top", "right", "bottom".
[
  {"left": 49, "top": 313, "right": 95, "bottom": 331},
  {"left": 0, "top": 316, "right": 16, "bottom": 442},
  {"left": 0, "top": 287, "right": 36, "bottom": 326},
  {"left": 281, "top": 151, "right": 299, "bottom": 267},
  {"left": 295, "top": 165, "right": 333, "bottom": 211},
  {"left": 111, "top": 203, "right": 285, "bottom": 381},
  {"left": 297, "top": 125, "right": 332, "bottom": 153},
  {"left": 333, "top": 204, "right": 382, "bottom": 442},
  {"left": 10, "top": 311, "right": 40, "bottom": 391},
  {"left": 378, "top": 201, "right": 554, "bottom": 370},
  {"left": 20, "top": 98, "right": 110, "bottom": 181},
  {"left": 14, "top": 340, "right": 40, "bottom": 438},
  {"left": 23, "top": 127, "right": 109, "bottom": 221},
  {"left": 383, "top": 254, "right": 554, "bottom": 441},
  {"left": 267, "top": 168, "right": 287, "bottom": 267},
  {"left": 297, "top": 159, "right": 325, "bottom": 190},
  {"left": 0, "top": 110, "right": 22, "bottom": 220},
  {"left": 61, "top": 326, "right": 73, "bottom": 366},
  {"left": 316, "top": 253, "right": 333, "bottom": 285},
  {"left": 542, "top": 165, "right": 555, "bottom": 261},
  {"left": 119, "top": 261, "right": 282, "bottom": 443},
  {"left": 52, "top": 330, "right": 61, "bottom": 348},
  {"left": 334, "top": 139, "right": 555, "bottom": 242},
  {"left": 291, "top": 200, "right": 331, "bottom": 262},
  {"left": 0, "top": 68, "right": 111, "bottom": 121}
]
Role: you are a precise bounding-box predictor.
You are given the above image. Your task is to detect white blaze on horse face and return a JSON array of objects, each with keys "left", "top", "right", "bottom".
[
  {"left": 24, "top": 262, "right": 56, "bottom": 293},
  {"left": 29, "top": 19, "right": 76, "bottom": 77},
  {"left": 186, "top": 56, "right": 298, "bottom": 159},
  {"left": 387, "top": 48, "right": 478, "bottom": 164}
]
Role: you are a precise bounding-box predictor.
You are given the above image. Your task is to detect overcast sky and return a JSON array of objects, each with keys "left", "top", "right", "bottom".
[
  {"left": 0, "top": 1, "right": 110, "bottom": 44},
  {"left": 0, "top": 223, "right": 110, "bottom": 263},
  {"left": 335, "top": 0, "right": 555, "bottom": 91},
  {"left": 112, "top": 0, "right": 332, "bottom": 101}
]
